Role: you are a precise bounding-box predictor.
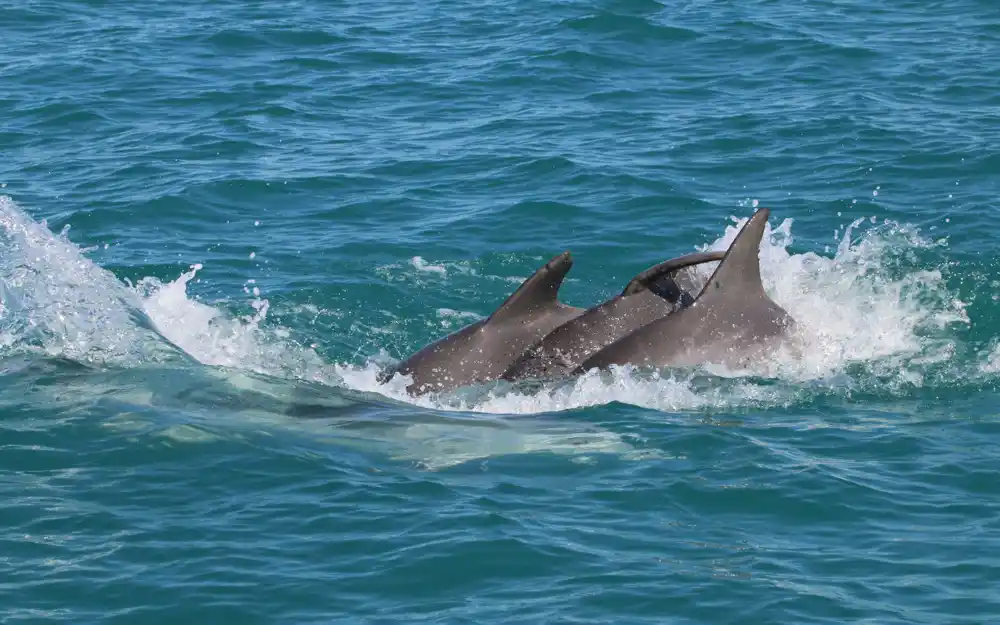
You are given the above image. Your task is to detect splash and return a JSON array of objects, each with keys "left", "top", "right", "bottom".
[
  {"left": 0, "top": 195, "right": 339, "bottom": 389},
  {"left": 0, "top": 196, "right": 180, "bottom": 366},
  {"left": 0, "top": 195, "right": 977, "bottom": 419},
  {"left": 355, "top": 212, "right": 972, "bottom": 414},
  {"left": 0, "top": 198, "right": 688, "bottom": 468},
  {"left": 133, "top": 265, "right": 337, "bottom": 383},
  {"left": 410, "top": 256, "right": 448, "bottom": 275},
  {"left": 695, "top": 214, "right": 968, "bottom": 382}
]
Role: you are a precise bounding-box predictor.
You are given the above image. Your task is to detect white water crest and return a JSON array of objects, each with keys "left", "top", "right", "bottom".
[
  {"left": 0, "top": 196, "right": 977, "bottom": 422},
  {"left": 696, "top": 213, "right": 968, "bottom": 382},
  {"left": 0, "top": 196, "right": 182, "bottom": 366},
  {"left": 0, "top": 196, "right": 649, "bottom": 468},
  {"left": 354, "top": 212, "right": 972, "bottom": 414}
]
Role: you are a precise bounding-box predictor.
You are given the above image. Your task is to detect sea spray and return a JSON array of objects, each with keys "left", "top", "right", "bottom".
[{"left": 0, "top": 196, "right": 978, "bottom": 418}]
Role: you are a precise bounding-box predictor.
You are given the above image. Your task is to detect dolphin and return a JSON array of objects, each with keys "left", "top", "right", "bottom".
[
  {"left": 575, "top": 207, "right": 794, "bottom": 373},
  {"left": 378, "top": 251, "right": 584, "bottom": 395},
  {"left": 500, "top": 250, "right": 725, "bottom": 382}
]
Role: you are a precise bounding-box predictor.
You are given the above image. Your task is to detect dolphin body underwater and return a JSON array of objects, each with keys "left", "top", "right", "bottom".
[{"left": 379, "top": 207, "right": 794, "bottom": 395}]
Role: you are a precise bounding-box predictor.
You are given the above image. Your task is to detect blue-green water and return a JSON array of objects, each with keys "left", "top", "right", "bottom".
[{"left": 2, "top": 0, "right": 1000, "bottom": 622}]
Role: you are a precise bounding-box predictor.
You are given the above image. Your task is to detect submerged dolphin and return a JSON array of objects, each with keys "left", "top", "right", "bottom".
[
  {"left": 501, "top": 250, "right": 725, "bottom": 382},
  {"left": 575, "top": 207, "right": 794, "bottom": 373},
  {"left": 378, "top": 251, "right": 584, "bottom": 395}
]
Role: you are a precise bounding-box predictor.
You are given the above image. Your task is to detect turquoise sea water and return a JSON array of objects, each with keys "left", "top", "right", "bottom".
[{"left": 3, "top": 0, "right": 1000, "bottom": 622}]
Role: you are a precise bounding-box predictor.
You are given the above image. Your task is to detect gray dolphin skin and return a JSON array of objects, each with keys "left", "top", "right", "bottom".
[
  {"left": 575, "top": 207, "right": 794, "bottom": 373},
  {"left": 378, "top": 251, "right": 585, "bottom": 395},
  {"left": 500, "top": 250, "right": 725, "bottom": 382}
]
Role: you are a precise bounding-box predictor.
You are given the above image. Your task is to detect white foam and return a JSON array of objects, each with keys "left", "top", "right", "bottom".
[
  {"left": 978, "top": 341, "right": 1000, "bottom": 375},
  {"left": 134, "top": 263, "right": 338, "bottom": 384},
  {"left": 357, "top": 212, "right": 971, "bottom": 414},
  {"left": 0, "top": 197, "right": 176, "bottom": 366},
  {"left": 0, "top": 195, "right": 977, "bottom": 420},
  {"left": 410, "top": 256, "right": 447, "bottom": 275},
  {"left": 695, "top": 214, "right": 967, "bottom": 383},
  {"left": 435, "top": 307, "right": 483, "bottom": 329}
]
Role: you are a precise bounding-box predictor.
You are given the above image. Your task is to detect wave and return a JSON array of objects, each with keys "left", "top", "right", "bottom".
[{"left": 0, "top": 195, "right": 988, "bottom": 423}]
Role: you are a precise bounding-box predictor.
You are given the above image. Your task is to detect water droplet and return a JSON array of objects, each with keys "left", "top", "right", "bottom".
[
  {"left": 249, "top": 252, "right": 256, "bottom": 259},
  {"left": 254, "top": 220, "right": 261, "bottom": 226}
]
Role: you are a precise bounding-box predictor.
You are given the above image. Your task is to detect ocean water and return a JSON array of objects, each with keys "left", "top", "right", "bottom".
[{"left": 2, "top": 0, "right": 1000, "bottom": 622}]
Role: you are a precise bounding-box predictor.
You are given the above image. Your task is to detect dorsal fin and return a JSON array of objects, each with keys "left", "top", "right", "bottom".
[
  {"left": 694, "top": 207, "right": 771, "bottom": 305},
  {"left": 489, "top": 251, "right": 574, "bottom": 322},
  {"left": 621, "top": 251, "right": 726, "bottom": 296}
]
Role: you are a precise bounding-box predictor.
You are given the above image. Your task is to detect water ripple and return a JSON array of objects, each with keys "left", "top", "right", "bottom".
[{"left": 3, "top": 0, "right": 1000, "bottom": 622}]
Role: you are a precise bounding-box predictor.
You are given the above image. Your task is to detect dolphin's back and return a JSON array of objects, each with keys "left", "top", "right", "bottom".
[
  {"left": 379, "top": 252, "right": 584, "bottom": 394},
  {"left": 578, "top": 208, "right": 794, "bottom": 372},
  {"left": 502, "top": 251, "right": 724, "bottom": 381}
]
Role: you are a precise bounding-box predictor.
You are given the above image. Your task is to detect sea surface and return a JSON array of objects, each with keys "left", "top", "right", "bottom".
[{"left": 2, "top": 1, "right": 1000, "bottom": 623}]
